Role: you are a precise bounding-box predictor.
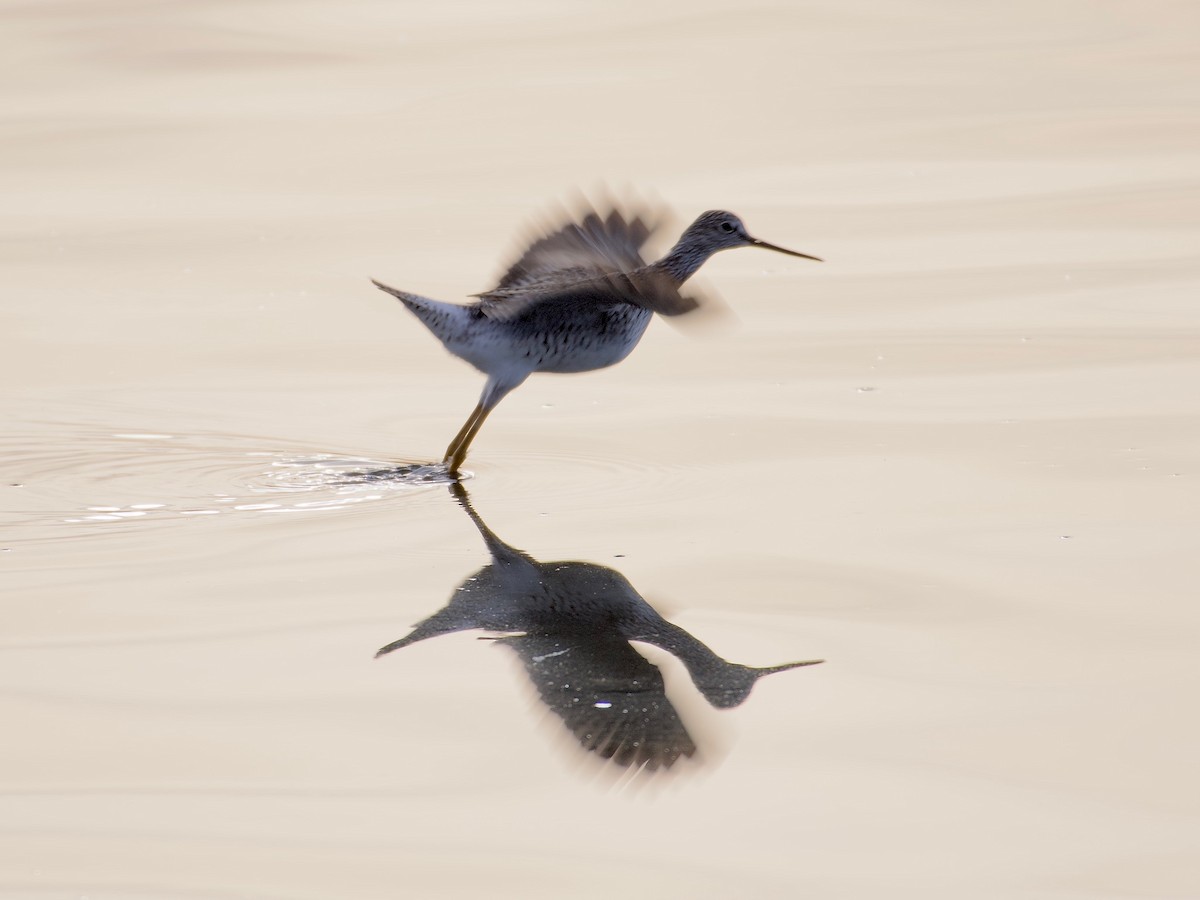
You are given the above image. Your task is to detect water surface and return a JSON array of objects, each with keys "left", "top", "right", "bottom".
[{"left": 3, "top": 1, "right": 1198, "bottom": 897}]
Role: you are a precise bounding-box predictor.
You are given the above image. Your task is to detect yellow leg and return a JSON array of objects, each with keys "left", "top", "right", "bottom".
[
  {"left": 442, "top": 376, "right": 525, "bottom": 476},
  {"left": 443, "top": 402, "right": 495, "bottom": 476}
]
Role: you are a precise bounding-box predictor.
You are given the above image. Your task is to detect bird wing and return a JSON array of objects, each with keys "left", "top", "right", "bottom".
[
  {"left": 470, "top": 201, "right": 705, "bottom": 320},
  {"left": 474, "top": 267, "right": 701, "bottom": 322},
  {"left": 482, "top": 204, "right": 660, "bottom": 296}
]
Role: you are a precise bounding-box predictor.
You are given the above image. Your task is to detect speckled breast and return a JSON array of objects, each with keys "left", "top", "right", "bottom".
[{"left": 508, "top": 303, "right": 654, "bottom": 374}]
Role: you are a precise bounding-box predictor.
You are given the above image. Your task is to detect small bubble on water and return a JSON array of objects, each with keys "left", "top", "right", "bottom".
[{"left": 856, "top": 386, "right": 876, "bottom": 393}]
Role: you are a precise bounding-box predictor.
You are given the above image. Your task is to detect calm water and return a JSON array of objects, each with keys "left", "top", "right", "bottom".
[{"left": 4, "top": 1, "right": 1199, "bottom": 897}]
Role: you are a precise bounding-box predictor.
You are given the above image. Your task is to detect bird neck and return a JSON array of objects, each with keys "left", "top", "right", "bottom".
[
  {"left": 638, "top": 620, "right": 758, "bottom": 708},
  {"left": 652, "top": 237, "right": 716, "bottom": 284}
]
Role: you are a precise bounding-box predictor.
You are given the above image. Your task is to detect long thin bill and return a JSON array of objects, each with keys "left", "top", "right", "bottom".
[
  {"left": 752, "top": 238, "right": 822, "bottom": 262},
  {"left": 758, "top": 659, "right": 825, "bottom": 675}
]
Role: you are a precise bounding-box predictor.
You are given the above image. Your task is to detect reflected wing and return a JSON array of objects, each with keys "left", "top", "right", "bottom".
[
  {"left": 565, "top": 684, "right": 698, "bottom": 772},
  {"left": 501, "top": 633, "right": 697, "bottom": 772}
]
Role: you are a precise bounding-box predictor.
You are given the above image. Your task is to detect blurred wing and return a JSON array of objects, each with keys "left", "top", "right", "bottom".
[
  {"left": 476, "top": 268, "right": 702, "bottom": 322},
  {"left": 476, "top": 202, "right": 663, "bottom": 300}
]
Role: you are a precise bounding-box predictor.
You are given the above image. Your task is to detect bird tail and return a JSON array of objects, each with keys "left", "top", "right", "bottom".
[
  {"left": 370, "top": 278, "right": 428, "bottom": 310},
  {"left": 370, "top": 278, "right": 476, "bottom": 347}
]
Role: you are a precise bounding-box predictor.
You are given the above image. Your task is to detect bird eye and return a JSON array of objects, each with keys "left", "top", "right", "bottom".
[{"left": 719, "top": 221, "right": 735, "bottom": 233}]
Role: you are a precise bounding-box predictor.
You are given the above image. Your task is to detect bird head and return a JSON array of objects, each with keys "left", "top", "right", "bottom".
[{"left": 686, "top": 210, "right": 821, "bottom": 261}]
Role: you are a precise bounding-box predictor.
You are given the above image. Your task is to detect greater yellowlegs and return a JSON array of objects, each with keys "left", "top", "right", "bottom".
[
  {"left": 376, "top": 483, "right": 823, "bottom": 770},
  {"left": 372, "top": 200, "right": 820, "bottom": 475}
]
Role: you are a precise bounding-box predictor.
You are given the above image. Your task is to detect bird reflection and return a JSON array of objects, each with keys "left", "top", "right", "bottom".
[{"left": 376, "top": 485, "right": 822, "bottom": 772}]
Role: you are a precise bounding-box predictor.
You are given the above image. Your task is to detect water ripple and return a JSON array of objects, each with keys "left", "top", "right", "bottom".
[{"left": 2, "top": 428, "right": 449, "bottom": 545}]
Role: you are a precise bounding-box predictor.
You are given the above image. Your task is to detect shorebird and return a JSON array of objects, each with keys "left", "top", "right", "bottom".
[
  {"left": 376, "top": 483, "right": 822, "bottom": 771},
  {"left": 371, "top": 199, "right": 820, "bottom": 475}
]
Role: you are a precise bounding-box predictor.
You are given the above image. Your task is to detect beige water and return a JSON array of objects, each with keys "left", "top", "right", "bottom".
[{"left": 4, "top": 1, "right": 1199, "bottom": 897}]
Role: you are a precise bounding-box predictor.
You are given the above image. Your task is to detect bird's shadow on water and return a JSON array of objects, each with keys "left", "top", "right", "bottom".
[{"left": 375, "top": 482, "right": 822, "bottom": 778}]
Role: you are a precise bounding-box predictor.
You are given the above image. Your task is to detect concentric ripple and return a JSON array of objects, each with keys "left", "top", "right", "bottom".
[{"left": 3, "top": 427, "right": 455, "bottom": 546}]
